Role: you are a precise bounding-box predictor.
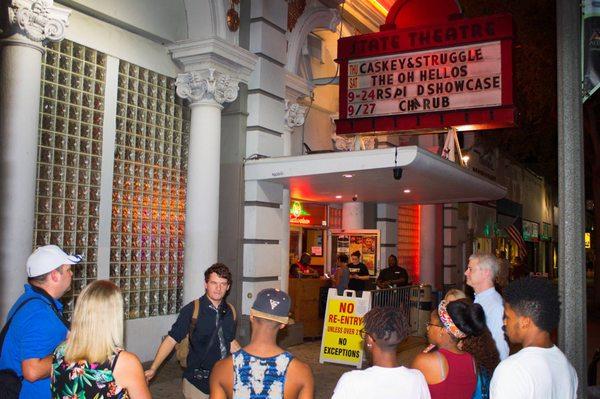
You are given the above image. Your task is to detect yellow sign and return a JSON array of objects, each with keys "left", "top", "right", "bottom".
[
  {"left": 586, "top": 232, "right": 591, "bottom": 249},
  {"left": 319, "top": 289, "right": 371, "bottom": 368}
]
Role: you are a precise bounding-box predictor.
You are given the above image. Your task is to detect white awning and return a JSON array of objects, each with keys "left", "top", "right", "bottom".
[{"left": 244, "top": 146, "right": 506, "bottom": 204}]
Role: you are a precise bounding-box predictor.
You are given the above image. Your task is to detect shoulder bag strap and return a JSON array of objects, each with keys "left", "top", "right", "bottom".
[
  {"left": 0, "top": 298, "right": 43, "bottom": 358},
  {"left": 187, "top": 299, "right": 200, "bottom": 350},
  {"left": 196, "top": 307, "right": 228, "bottom": 367},
  {"left": 29, "top": 285, "right": 70, "bottom": 329}
]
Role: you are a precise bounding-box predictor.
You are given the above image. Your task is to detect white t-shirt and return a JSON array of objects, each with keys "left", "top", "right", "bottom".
[
  {"left": 331, "top": 365, "right": 430, "bottom": 399},
  {"left": 490, "top": 345, "right": 578, "bottom": 399}
]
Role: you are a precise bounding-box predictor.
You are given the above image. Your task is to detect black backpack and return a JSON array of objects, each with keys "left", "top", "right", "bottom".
[{"left": 0, "top": 298, "right": 44, "bottom": 399}]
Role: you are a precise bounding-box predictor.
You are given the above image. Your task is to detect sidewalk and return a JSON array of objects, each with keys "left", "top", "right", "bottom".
[{"left": 147, "top": 336, "right": 427, "bottom": 399}]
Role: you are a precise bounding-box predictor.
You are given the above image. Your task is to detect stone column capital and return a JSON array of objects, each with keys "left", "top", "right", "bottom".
[
  {"left": 284, "top": 100, "right": 308, "bottom": 130},
  {"left": 6, "top": 0, "right": 71, "bottom": 45},
  {"left": 175, "top": 68, "right": 240, "bottom": 106}
]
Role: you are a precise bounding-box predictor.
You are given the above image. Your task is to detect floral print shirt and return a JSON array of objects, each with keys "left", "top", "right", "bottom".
[{"left": 51, "top": 343, "right": 128, "bottom": 399}]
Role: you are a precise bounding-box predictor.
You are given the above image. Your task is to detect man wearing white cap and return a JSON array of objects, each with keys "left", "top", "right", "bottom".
[{"left": 0, "top": 245, "right": 81, "bottom": 399}]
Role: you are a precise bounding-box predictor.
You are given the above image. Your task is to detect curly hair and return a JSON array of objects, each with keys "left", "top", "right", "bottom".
[
  {"left": 204, "top": 263, "right": 232, "bottom": 284},
  {"left": 503, "top": 277, "right": 560, "bottom": 332},
  {"left": 364, "top": 306, "right": 408, "bottom": 348},
  {"left": 446, "top": 299, "right": 500, "bottom": 372}
]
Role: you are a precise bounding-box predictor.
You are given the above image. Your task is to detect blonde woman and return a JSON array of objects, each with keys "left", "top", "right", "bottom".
[
  {"left": 51, "top": 280, "right": 150, "bottom": 398},
  {"left": 444, "top": 289, "right": 467, "bottom": 302}
]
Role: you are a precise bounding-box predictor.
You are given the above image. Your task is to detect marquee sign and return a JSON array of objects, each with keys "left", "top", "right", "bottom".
[{"left": 336, "top": 14, "right": 515, "bottom": 135}]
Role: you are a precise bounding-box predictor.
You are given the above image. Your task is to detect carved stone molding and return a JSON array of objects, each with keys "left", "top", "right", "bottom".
[
  {"left": 286, "top": 0, "right": 340, "bottom": 74},
  {"left": 175, "top": 68, "right": 240, "bottom": 106},
  {"left": 284, "top": 100, "right": 308, "bottom": 129},
  {"left": 7, "top": 0, "right": 71, "bottom": 43}
]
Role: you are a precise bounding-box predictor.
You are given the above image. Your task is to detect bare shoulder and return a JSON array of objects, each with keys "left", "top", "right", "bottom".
[
  {"left": 287, "top": 358, "right": 313, "bottom": 383},
  {"left": 411, "top": 351, "right": 440, "bottom": 373},
  {"left": 115, "top": 350, "right": 143, "bottom": 369},
  {"left": 214, "top": 355, "right": 233, "bottom": 373},
  {"left": 211, "top": 355, "right": 234, "bottom": 383},
  {"left": 210, "top": 355, "right": 234, "bottom": 398}
]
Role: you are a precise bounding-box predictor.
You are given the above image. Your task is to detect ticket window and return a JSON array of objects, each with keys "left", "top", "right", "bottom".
[{"left": 303, "top": 228, "right": 324, "bottom": 275}]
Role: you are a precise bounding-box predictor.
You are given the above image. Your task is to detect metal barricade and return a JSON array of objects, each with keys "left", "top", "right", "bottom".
[{"left": 370, "top": 285, "right": 431, "bottom": 336}]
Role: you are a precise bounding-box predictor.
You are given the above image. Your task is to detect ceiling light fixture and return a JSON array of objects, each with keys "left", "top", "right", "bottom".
[
  {"left": 403, "top": 189, "right": 411, "bottom": 194},
  {"left": 335, "top": 195, "right": 342, "bottom": 199},
  {"left": 342, "top": 174, "right": 353, "bottom": 178}
]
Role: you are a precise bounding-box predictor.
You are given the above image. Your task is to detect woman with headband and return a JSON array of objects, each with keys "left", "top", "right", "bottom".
[{"left": 412, "top": 299, "right": 496, "bottom": 399}]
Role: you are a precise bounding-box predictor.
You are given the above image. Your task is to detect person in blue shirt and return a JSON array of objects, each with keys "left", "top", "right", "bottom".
[{"left": 0, "top": 245, "right": 81, "bottom": 399}]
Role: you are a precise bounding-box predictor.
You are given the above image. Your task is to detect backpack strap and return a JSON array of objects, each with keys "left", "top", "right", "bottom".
[
  {"left": 0, "top": 298, "right": 43, "bottom": 358},
  {"left": 228, "top": 303, "right": 237, "bottom": 321},
  {"left": 187, "top": 299, "right": 200, "bottom": 349}
]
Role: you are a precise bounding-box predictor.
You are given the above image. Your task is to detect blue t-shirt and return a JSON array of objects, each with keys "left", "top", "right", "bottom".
[{"left": 0, "top": 284, "right": 68, "bottom": 399}]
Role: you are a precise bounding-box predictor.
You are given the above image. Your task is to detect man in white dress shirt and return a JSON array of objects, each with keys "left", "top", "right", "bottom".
[{"left": 465, "top": 253, "right": 509, "bottom": 360}]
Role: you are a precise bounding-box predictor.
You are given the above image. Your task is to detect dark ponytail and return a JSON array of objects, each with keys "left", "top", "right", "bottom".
[
  {"left": 447, "top": 299, "right": 486, "bottom": 337},
  {"left": 447, "top": 299, "right": 500, "bottom": 372}
]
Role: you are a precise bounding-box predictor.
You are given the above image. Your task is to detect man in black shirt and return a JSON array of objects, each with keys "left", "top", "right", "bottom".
[
  {"left": 145, "top": 263, "right": 239, "bottom": 399},
  {"left": 347, "top": 251, "right": 370, "bottom": 292},
  {"left": 376, "top": 254, "right": 410, "bottom": 288}
]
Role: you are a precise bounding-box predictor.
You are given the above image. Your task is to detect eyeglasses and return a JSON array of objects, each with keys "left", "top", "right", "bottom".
[{"left": 427, "top": 323, "right": 444, "bottom": 329}]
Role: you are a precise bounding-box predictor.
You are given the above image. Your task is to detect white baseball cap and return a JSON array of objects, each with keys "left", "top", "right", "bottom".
[{"left": 26, "top": 245, "right": 83, "bottom": 277}]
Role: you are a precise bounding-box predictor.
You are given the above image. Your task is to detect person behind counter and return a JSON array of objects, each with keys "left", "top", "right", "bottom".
[
  {"left": 376, "top": 255, "right": 409, "bottom": 289},
  {"left": 289, "top": 253, "right": 319, "bottom": 278},
  {"left": 331, "top": 253, "right": 350, "bottom": 293},
  {"left": 348, "top": 251, "right": 370, "bottom": 292}
]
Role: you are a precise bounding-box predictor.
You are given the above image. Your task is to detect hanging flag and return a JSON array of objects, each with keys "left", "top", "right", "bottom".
[{"left": 505, "top": 219, "right": 527, "bottom": 258}]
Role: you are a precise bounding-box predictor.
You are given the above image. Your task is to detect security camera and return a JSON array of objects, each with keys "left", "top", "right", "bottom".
[
  {"left": 352, "top": 195, "right": 358, "bottom": 202},
  {"left": 393, "top": 166, "right": 403, "bottom": 180}
]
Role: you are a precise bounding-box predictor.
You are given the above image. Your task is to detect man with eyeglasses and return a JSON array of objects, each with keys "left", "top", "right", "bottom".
[
  {"left": 332, "top": 307, "right": 430, "bottom": 399},
  {"left": 0, "top": 245, "right": 82, "bottom": 399}
]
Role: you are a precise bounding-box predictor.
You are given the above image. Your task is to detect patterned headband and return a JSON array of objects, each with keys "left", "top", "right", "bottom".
[{"left": 438, "top": 300, "right": 467, "bottom": 339}]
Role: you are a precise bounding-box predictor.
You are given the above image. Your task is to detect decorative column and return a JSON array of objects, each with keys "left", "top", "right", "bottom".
[
  {"left": 169, "top": 38, "right": 257, "bottom": 303},
  {"left": 0, "top": 0, "right": 70, "bottom": 318},
  {"left": 176, "top": 69, "right": 239, "bottom": 303},
  {"left": 280, "top": 100, "right": 308, "bottom": 292}
]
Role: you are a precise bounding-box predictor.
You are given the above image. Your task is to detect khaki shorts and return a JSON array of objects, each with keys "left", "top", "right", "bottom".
[{"left": 182, "top": 378, "right": 209, "bottom": 399}]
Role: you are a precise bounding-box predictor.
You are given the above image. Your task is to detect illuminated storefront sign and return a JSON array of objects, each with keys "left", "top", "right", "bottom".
[
  {"left": 586, "top": 232, "right": 591, "bottom": 249},
  {"left": 290, "top": 201, "right": 312, "bottom": 225},
  {"left": 336, "top": 13, "right": 514, "bottom": 134},
  {"left": 290, "top": 201, "right": 327, "bottom": 226}
]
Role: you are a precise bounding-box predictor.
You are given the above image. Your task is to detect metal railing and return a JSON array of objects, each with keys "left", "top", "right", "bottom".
[{"left": 370, "top": 285, "right": 431, "bottom": 336}]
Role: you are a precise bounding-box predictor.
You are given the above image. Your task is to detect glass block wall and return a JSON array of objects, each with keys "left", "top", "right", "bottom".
[
  {"left": 34, "top": 40, "right": 107, "bottom": 317},
  {"left": 111, "top": 61, "right": 190, "bottom": 319}
]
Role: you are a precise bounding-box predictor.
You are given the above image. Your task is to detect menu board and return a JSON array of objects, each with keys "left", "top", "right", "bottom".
[{"left": 332, "top": 231, "right": 379, "bottom": 276}]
